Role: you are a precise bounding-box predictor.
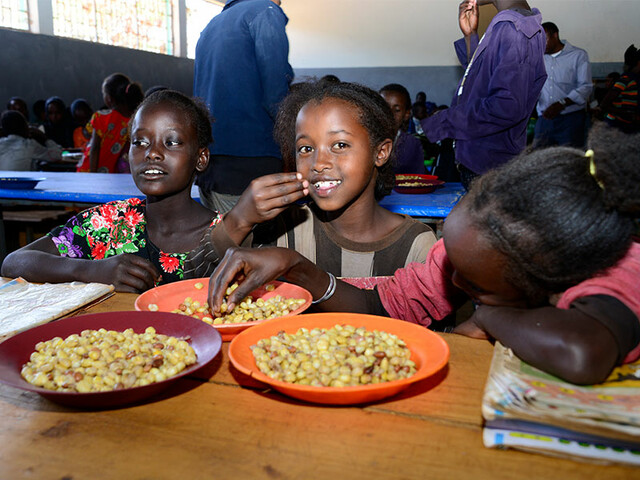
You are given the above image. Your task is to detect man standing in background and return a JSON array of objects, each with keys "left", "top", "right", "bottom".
[
  {"left": 194, "top": 0, "right": 294, "bottom": 213},
  {"left": 533, "top": 22, "right": 593, "bottom": 148},
  {"left": 420, "top": 0, "right": 546, "bottom": 190}
]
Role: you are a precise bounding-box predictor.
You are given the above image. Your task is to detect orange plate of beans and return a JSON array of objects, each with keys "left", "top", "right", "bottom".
[
  {"left": 228, "top": 312, "right": 450, "bottom": 405},
  {"left": 134, "top": 278, "right": 312, "bottom": 341}
]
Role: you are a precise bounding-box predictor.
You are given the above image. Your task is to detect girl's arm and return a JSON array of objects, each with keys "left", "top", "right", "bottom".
[
  {"left": 87, "top": 129, "right": 101, "bottom": 172},
  {"left": 1, "top": 237, "right": 160, "bottom": 292},
  {"left": 222, "top": 173, "right": 309, "bottom": 245},
  {"left": 207, "top": 246, "right": 379, "bottom": 316},
  {"left": 455, "top": 300, "right": 635, "bottom": 384}
]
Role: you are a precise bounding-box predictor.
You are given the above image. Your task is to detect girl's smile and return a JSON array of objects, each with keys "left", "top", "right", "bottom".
[{"left": 294, "top": 98, "right": 383, "bottom": 211}]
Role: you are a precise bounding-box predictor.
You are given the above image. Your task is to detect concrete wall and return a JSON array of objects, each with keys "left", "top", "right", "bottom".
[
  {"left": 1, "top": 28, "right": 194, "bottom": 116},
  {"left": 2, "top": 0, "right": 636, "bottom": 115}
]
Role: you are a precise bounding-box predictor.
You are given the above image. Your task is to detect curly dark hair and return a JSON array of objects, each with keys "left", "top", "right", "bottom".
[
  {"left": 379, "top": 83, "right": 412, "bottom": 110},
  {"left": 274, "top": 80, "right": 397, "bottom": 200},
  {"left": 465, "top": 123, "right": 640, "bottom": 304},
  {"left": 130, "top": 89, "right": 214, "bottom": 149}
]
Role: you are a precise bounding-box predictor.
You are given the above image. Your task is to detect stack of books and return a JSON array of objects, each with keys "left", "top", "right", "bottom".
[{"left": 482, "top": 342, "right": 640, "bottom": 465}]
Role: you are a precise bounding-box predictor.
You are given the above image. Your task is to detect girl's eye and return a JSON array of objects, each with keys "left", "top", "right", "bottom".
[
  {"left": 297, "top": 145, "right": 313, "bottom": 154},
  {"left": 131, "top": 139, "right": 148, "bottom": 147},
  {"left": 333, "top": 142, "right": 348, "bottom": 150},
  {"left": 166, "top": 139, "right": 181, "bottom": 147}
]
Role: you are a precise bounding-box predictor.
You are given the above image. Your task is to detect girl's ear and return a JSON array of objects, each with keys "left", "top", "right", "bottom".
[
  {"left": 374, "top": 138, "right": 393, "bottom": 167},
  {"left": 196, "top": 148, "right": 210, "bottom": 172}
]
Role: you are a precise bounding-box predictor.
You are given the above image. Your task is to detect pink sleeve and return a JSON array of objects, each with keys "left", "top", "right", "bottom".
[
  {"left": 377, "top": 239, "right": 466, "bottom": 327},
  {"left": 557, "top": 243, "right": 640, "bottom": 364}
]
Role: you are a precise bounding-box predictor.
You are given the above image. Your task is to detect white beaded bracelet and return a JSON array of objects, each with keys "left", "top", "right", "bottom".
[{"left": 312, "top": 272, "right": 337, "bottom": 304}]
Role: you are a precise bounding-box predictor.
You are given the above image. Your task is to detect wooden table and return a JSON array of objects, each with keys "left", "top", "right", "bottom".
[{"left": 0, "top": 294, "right": 634, "bottom": 479}]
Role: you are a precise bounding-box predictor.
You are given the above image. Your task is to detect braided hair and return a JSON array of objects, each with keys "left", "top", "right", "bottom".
[
  {"left": 274, "top": 80, "right": 397, "bottom": 200},
  {"left": 466, "top": 123, "right": 640, "bottom": 304}
]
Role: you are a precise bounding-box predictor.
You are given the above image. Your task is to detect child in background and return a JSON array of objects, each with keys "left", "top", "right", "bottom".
[
  {"left": 7, "top": 97, "right": 29, "bottom": 122},
  {"left": 2, "top": 90, "right": 221, "bottom": 292},
  {"left": 6, "top": 97, "right": 45, "bottom": 137},
  {"left": 598, "top": 45, "right": 640, "bottom": 134},
  {"left": 77, "top": 73, "right": 144, "bottom": 173},
  {"left": 192, "top": 81, "right": 436, "bottom": 279},
  {"left": 32, "top": 99, "right": 46, "bottom": 128},
  {"left": 0, "top": 110, "right": 62, "bottom": 170},
  {"left": 208, "top": 123, "right": 640, "bottom": 385},
  {"left": 379, "top": 84, "right": 426, "bottom": 174},
  {"left": 70, "top": 99, "right": 93, "bottom": 150},
  {"left": 43, "top": 96, "right": 74, "bottom": 148}
]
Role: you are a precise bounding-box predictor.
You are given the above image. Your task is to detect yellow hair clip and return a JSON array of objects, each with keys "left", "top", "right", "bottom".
[{"left": 586, "top": 149, "right": 604, "bottom": 190}]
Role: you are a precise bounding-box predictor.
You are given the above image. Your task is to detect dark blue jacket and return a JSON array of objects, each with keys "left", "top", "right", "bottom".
[{"left": 194, "top": 0, "right": 293, "bottom": 191}]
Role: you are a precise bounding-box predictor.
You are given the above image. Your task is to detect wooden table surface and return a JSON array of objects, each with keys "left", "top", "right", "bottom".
[{"left": 0, "top": 293, "right": 635, "bottom": 479}]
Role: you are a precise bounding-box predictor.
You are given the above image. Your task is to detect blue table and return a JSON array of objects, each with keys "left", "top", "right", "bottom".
[
  {"left": 379, "top": 182, "right": 465, "bottom": 221},
  {"left": 0, "top": 171, "right": 199, "bottom": 206},
  {"left": 0, "top": 171, "right": 464, "bottom": 220}
]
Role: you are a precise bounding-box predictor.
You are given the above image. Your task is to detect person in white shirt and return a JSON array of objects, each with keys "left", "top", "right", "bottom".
[
  {"left": 533, "top": 22, "right": 593, "bottom": 148},
  {"left": 0, "top": 111, "right": 62, "bottom": 171}
]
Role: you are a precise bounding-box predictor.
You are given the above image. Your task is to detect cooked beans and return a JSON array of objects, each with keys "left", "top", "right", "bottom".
[
  {"left": 21, "top": 327, "right": 197, "bottom": 392},
  {"left": 172, "top": 283, "right": 307, "bottom": 325},
  {"left": 251, "top": 324, "right": 417, "bottom": 387}
]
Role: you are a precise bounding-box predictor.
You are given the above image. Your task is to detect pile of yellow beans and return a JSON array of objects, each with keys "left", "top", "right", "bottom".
[
  {"left": 21, "top": 327, "right": 197, "bottom": 393},
  {"left": 251, "top": 324, "right": 417, "bottom": 387},
  {"left": 170, "top": 283, "right": 307, "bottom": 325}
]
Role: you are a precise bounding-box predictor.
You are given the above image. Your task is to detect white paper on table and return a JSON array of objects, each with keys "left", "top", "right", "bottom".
[{"left": 0, "top": 278, "right": 114, "bottom": 338}]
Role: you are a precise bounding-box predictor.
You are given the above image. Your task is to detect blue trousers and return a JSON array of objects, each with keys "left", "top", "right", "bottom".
[{"left": 533, "top": 110, "right": 588, "bottom": 149}]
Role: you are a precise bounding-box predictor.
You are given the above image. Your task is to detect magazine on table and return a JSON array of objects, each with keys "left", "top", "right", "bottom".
[{"left": 482, "top": 342, "right": 640, "bottom": 465}]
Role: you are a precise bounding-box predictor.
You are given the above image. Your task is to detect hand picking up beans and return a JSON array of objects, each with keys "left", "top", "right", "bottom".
[
  {"left": 21, "top": 327, "right": 197, "bottom": 393},
  {"left": 251, "top": 324, "right": 417, "bottom": 387},
  {"left": 168, "top": 283, "right": 307, "bottom": 325}
]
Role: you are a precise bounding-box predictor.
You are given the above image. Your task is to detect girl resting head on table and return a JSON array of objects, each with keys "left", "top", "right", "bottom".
[
  {"left": 207, "top": 80, "right": 435, "bottom": 278},
  {"left": 1, "top": 90, "right": 224, "bottom": 292},
  {"left": 207, "top": 123, "right": 640, "bottom": 385}
]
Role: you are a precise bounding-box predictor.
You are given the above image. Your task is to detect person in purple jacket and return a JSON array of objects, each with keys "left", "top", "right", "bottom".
[{"left": 421, "top": 0, "right": 547, "bottom": 190}]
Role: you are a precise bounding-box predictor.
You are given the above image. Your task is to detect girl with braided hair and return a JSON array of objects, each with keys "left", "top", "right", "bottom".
[
  {"left": 207, "top": 123, "right": 640, "bottom": 385},
  {"left": 202, "top": 80, "right": 436, "bottom": 278}
]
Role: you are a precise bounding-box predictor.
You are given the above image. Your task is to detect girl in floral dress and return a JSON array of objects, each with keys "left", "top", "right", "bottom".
[{"left": 2, "top": 90, "right": 223, "bottom": 292}]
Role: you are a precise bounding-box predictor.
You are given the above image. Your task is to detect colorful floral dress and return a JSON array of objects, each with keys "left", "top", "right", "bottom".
[{"left": 48, "top": 198, "right": 222, "bottom": 285}]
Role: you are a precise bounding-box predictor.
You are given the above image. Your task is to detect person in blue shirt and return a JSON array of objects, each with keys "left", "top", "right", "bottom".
[
  {"left": 533, "top": 22, "right": 593, "bottom": 149},
  {"left": 193, "top": 0, "right": 294, "bottom": 213},
  {"left": 420, "top": 0, "right": 546, "bottom": 190}
]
